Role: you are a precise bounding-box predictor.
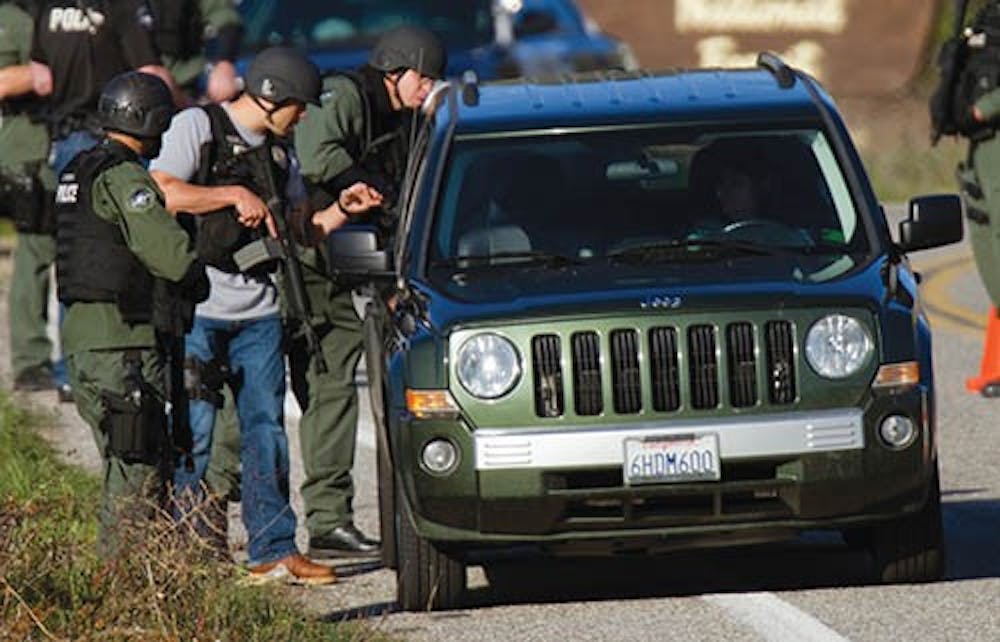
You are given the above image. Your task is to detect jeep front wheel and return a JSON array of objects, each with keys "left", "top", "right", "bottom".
[
  {"left": 396, "top": 489, "right": 466, "bottom": 611},
  {"left": 868, "top": 467, "right": 946, "bottom": 583}
]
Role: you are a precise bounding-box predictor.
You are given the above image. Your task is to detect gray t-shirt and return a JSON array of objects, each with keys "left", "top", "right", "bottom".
[{"left": 150, "top": 103, "right": 307, "bottom": 321}]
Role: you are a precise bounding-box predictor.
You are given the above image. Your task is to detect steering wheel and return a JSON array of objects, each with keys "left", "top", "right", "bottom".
[{"left": 721, "top": 218, "right": 814, "bottom": 248}]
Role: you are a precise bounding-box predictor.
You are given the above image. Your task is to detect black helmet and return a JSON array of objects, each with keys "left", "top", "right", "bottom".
[
  {"left": 369, "top": 25, "right": 447, "bottom": 80},
  {"left": 98, "top": 72, "right": 174, "bottom": 139},
  {"left": 245, "top": 47, "right": 322, "bottom": 106}
]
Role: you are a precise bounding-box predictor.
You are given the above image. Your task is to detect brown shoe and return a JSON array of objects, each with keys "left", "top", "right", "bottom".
[{"left": 247, "top": 553, "right": 336, "bottom": 586}]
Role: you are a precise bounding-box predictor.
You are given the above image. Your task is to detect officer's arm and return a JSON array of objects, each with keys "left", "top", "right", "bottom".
[
  {"left": 0, "top": 5, "right": 34, "bottom": 100},
  {"left": 152, "top": 169, "right": 276, "bottom": 237},
  {"left": 137, "top": 64, "right": 189, "bottom": 109},
  {"left": 296, "top": 85, "right": 365, "bottom": 185},
  {"left": 290, "top": 182, "right": 384, "bottom": 245},
  {"left": 28, "top": 61, "right": 51, "bottom": 97},
  {"left": 0, "top": 64, "right": 33, "bottom": 101},
  {"left": 200, "top": 0, "right": 243, "bottom": 102},
  {"left": 974, "top": 88, "right": 1000, "bottom": 123},
  {"left": 151, "top": 169, "right": 258, "bottom": 215},
  {"left": 97, "top": 165, "right": 196, "bottom": 282}
]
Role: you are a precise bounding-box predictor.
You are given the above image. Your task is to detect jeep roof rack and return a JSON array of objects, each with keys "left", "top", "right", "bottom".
[{"left": 757, "top": 51, "right": 795, "bottom": 89}]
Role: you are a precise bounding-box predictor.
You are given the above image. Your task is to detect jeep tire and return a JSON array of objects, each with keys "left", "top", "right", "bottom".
[
  {"left": 396, "top": 486, "right": 466, "bottom": 610},
  {"left": 868, "top": 466, "right": 946, "bottom": 583}
]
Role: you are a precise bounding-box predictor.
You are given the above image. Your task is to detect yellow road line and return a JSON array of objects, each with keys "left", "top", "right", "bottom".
[{"left": 918, "top": 252, "right": 987, "bottom": 339}]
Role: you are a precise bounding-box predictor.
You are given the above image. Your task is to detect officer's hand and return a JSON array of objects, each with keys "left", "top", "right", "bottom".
[
  {"left": 206, "top": 60, "right": 240, "bottom": 103},
  {"left": 231, "top": 186, "right": 272, "bottom": 230},
  {"left": 338, "top": 182, "right": 384, "bottom": 217}
]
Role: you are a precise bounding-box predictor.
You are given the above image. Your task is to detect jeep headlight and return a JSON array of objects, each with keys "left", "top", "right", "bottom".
[
  {"left": 805, "top": 314, "right": 873, "bottom": 379},
  {"left": 456, "top": 333, "right": 521, "bottom": 399}
]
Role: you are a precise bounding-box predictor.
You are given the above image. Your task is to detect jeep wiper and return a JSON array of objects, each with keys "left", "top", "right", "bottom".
[
  {"left": 431, "top": 251, "right": 582, "bottom": 269},
  {"left": 608, "top": 238, "right": 792, "bottom": 261}
]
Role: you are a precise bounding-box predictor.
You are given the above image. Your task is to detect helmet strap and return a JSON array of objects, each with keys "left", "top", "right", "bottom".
[
  {"left": 250, "top": 94, "right": 282, "bottom": 124},
  {"left": 386, "top": 71, "right": 405, "bottom": 110}
]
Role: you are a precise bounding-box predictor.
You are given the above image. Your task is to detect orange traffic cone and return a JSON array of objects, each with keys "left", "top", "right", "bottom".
[{"left": 967, "top": 306, "right": 1000, "bottom": 397}]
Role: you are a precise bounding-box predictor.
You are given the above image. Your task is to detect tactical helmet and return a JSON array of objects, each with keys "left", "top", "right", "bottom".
[
  {"left": 369, "top": 25, "right": 447, "bottom": 80},
  {"left": 245, "top": 47, "right": 322, "bottom": 106},
  {"left": 98, "top": 72, "right": 175, "bottom": 139}
]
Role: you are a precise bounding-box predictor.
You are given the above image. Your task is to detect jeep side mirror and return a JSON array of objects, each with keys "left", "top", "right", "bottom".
[
  {"left": 898, "top": 194, "right": 963, "bottom": 253},
  {"left": 324, "top": 226, "right": 394, "bottom": 281}
]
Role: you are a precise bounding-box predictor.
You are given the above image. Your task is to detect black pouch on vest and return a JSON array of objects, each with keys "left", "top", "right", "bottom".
[{"left": 100, "top": 390, "right": 167, "bottom": 464}]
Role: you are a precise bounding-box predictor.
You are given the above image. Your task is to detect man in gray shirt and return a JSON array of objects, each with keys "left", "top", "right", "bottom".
[{"left": 150, "top": 47, "right": 381, "bottom": 584}]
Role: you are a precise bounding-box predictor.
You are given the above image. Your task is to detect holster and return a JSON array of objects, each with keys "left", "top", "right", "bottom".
[
  {"left": 0, "top": 164, "right": 54, "bottom": 234},
  {"left": 957, "top": 163, "right": 990, "bottom": 225},
  {"left": 183, "top": 356, "right": 233, "bottom": 408},
  {"left": 100, "top": 387, "right": 166, "bottom": 464}
]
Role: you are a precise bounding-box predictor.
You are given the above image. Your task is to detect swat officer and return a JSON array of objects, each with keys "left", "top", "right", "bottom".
[
  {"left": 1, "top": 0, "right": 60, "bottom": 394},
  {"left": 56, "top": 71, "right": 206, "bottom": 557},
  {"left": 149, "top": 0, "right": 244, "bottom": 103},
  {"left": 291, "top": 25, "right": 446, "bottom": 558},
  {"left": 969, "top": 90, "right": 1000, "bottom": 308},
  {"left": 150, "top": 46, "right": 380, "bottom": 583},
  {"left": 30, "top": 0, "right": 183, "bottom": 177}
]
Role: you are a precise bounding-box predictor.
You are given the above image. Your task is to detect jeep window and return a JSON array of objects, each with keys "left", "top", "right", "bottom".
[
  {"left": 427, "top": 126, "right": 872, "bottom": 285},
  {"left": 239, "top": 0, "right": 495, "bottom": 52}
]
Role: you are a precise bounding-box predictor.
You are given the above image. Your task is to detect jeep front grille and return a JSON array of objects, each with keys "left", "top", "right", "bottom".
[
  {"left": 530, "top": 320, "right": 797, "bottom": 418},
  {"left": 727, "top": 322, "right": 757, "bottom": 408},
  {"left": 610, "top": 329, "right": 642, "bottom": 413},
  {"left": 766, "top": 321, "right": 796, "bottom": 404},
  {"left": 532, "top": 334, "right": 565, "bottom": 418},
  {"left": 571, "top": 331, "right": 603, "bottom": 415},
  {"left": 649, "top": 327, "right": 681, "bottom": 412}
]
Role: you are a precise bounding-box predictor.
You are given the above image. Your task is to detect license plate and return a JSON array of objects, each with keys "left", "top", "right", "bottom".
[{"left": 623, "top": 433, "right": 721, "bottom": 485}]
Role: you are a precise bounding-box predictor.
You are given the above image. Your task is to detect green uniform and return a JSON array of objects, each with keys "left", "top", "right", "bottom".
[
  {"left": 161, "top": 0, "right": 242, "bottom": 91},
  {"left": 1, "top": 1, "right": 58, "bottom": 383},
  {"left": 62, "top": 154, "right": 196, "bottom": 557},
  {"left": 965, "top": 90, "right": 1000, "bottom": 306},
  {"left": 291, "top": 74, "right": 390, "bottom": 538}
]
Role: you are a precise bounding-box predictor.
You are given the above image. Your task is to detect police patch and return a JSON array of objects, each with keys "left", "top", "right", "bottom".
[{"left": 128, "top": 188, "right": 156, "bottom": 211}]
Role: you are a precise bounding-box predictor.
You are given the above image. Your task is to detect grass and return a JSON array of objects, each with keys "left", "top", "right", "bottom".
[
  {"left": 0, "top": 219, "right": 13, "bottom": 239},
  {"left": 0, "top": 391, "right": 386, "bottom": 641}
]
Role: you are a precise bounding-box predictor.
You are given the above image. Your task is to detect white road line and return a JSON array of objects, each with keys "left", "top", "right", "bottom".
[{"left": 703, "top": 592, "right": 849, "bottom": 642}]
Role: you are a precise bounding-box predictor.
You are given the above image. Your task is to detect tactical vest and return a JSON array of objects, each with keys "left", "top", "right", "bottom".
[
  {"left": 55, "top": 140, "right": 155, "bottom": 322},
  {"left": 147, "top": 0, "right": 203, "bottom": 60},
  {"left": 192, "top": 103, "right": 291, "bottom": 273}
]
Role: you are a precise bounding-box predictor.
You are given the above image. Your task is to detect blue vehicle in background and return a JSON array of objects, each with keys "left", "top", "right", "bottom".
[{"left": 233, "top": 0, "right": 637, "bottom": 79}]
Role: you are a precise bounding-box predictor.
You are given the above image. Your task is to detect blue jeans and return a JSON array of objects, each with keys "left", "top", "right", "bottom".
[
  {"left": 174, "top": 314, "right": 297, "bottom": 565},
  {"left": 50, "top": 130, "right": 100, "bottom": 387},
  {"left": 51, "top": 130, "right": 100, "bottom": 176}
]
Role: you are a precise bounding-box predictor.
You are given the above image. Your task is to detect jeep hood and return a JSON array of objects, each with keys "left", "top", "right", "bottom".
[{"left": 419, "top": 255, "right": 894, "bottom": 330}]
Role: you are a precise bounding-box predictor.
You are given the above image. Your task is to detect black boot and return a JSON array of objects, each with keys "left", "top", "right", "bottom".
[{"left": 308, "top": 523, "right": 380, "bottom": 559}]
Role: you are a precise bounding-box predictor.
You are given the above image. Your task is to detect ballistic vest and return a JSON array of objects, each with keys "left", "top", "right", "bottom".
[
  {"left": 55, "top": 140, "right": 155, "bottom": 322},
  {"left": 192, "top": 103, "right": 290, "bottom": 273}
]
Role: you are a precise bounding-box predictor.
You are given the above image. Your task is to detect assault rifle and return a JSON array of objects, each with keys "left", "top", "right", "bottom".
[
  {"left": 152, "top": 277, "right": 202, "bottom": 472},
  {"left": 230, "top": 136, "right": 328, "bottom": 374}
]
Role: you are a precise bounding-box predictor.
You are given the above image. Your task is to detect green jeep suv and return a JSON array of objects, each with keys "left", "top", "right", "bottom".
[{"left": 327, "top": 54, "right": 963, "bottom": 610}]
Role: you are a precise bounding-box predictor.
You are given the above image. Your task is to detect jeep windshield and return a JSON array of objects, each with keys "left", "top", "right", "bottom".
[
  {"left": 238, "top": 0, "right": 495, "bottom": 52},
  {"left": 427, "top": 126, "right": 873, "bottom": 286}
]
